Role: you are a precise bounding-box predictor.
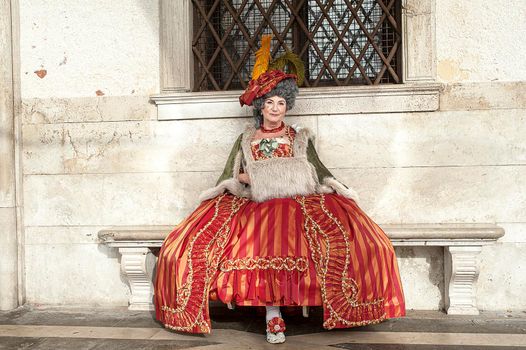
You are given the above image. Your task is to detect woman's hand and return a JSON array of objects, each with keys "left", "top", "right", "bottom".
[{"left": 238, "top": 173, "right": 250, "bottom": 185}]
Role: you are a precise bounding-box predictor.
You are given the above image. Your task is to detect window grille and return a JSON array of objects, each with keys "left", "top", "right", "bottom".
[{"left": 192, "top": 0, "right": 402, "bottom": 91}]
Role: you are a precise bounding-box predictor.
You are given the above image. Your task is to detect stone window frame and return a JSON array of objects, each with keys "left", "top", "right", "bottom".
[{"left": 151, "top": 0, "right": 440, "bottom": 120}]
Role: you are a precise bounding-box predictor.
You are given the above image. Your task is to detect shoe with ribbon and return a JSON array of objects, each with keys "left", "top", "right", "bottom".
[{"left": 266, "top": 316, "right": 286, "bottom": 344}]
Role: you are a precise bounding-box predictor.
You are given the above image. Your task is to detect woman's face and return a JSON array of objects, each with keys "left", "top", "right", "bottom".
[{"left": 261, "top": 96, "right": 287, "bottom": 125}]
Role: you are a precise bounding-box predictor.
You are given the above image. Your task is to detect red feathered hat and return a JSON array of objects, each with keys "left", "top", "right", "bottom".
[
  {"left": 239, "top": 35, "right": 304, "bottom": 107},
  {"left": 239, "top": 70, "right": 297, "bottom": 107}
]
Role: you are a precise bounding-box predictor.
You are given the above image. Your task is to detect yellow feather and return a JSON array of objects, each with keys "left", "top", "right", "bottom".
[{"left": 252, "top": 35, "right": 272, "bottom": 80}]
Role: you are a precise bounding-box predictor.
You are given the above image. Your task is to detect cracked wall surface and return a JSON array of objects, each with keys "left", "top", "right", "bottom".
[
  {"left": 20, "top": 0, "right": 159, "bottom": 98},
  {"left": 18, "top": 0, "right": 526, "bottom": 310}
]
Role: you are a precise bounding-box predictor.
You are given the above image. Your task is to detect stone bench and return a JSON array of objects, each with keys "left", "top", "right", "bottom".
[{"left": 98, "top": 223, "right": 504, "bottom": 315}]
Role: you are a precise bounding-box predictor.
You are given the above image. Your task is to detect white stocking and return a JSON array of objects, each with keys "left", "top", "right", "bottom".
[{"left": 265, "top": 306, "right": 281, "bottom": 322}]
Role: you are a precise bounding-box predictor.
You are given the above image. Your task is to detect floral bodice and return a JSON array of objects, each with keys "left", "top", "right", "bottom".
[{"left": 250, "top": 126, "right": 296, "bottom": 161}]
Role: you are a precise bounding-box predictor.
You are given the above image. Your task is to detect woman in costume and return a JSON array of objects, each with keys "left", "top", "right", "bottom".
[{"left": 155, "top": 36, "right": 405, "bottom": 344}]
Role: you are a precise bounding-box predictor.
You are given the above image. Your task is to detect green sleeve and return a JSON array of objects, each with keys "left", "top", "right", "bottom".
[
  {"left": 215, "top": 133, "right": 243, "bottom": 185},
  {"left": 306, "top": 139, "right": 335, "bottom": 182}
]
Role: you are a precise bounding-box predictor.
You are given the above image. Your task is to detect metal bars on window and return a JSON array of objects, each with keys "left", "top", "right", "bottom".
[{"left": 192, "top": 0, "right": 402, "bottom": 91}]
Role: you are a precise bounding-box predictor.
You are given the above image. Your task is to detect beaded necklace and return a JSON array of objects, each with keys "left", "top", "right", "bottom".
[{"left": 260, "top": 121, "right": 285, "bottom": 134}]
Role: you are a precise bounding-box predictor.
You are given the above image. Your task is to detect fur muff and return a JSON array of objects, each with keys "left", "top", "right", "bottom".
[
  {"left": 247, "top": 157, "right": 318, "bottom": 202},
  {"left": 241, "top": 125, "right": 320, "bottom": 202}
]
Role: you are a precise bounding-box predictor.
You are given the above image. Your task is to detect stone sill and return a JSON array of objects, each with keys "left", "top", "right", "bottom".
[
  {"left": 99, "top": 223, "right": 504, "bottom": 243},
  {"left": 150, "top": 83, "right": 442, "bottom": 121}
]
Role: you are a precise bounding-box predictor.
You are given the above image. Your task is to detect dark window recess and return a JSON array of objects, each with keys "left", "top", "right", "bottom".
[{"left": 192, "top": 0, "right": 402, "bottom": 91}]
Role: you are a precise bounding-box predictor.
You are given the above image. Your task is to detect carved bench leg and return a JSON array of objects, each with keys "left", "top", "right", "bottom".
[
  {"left": 444, "top": 246, "right": 482, "bottom": 315},
  {"left": 119, "top": 247, "right": 156, "bottom": 311}
]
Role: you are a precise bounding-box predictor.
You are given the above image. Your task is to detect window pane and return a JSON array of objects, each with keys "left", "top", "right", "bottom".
[{"left": 192, "top": 0, "right": 401, "bottom": 91}]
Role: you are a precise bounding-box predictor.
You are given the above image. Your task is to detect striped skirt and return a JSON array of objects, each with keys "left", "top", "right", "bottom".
[{"left": 155, "top": 193, "right": 405, "bottom": 333}]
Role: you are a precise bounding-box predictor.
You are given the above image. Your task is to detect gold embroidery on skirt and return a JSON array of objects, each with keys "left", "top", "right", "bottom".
[
  {"left": 161, "top": 195, "right": 248, "bottom": 333},
  {"left": 219, "top": 256, "right": 308, "bottom": 272},
  {"left": 295, "top": 194, "right": 386, "bottom": 329}
]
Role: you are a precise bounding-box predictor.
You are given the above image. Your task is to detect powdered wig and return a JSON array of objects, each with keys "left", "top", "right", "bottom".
[{"left": 252, "top": 78, "right": 299, "bottom": 128}]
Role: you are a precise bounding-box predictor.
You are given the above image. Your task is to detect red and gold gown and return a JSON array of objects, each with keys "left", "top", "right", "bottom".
[{"left": 155, "top": 132, "right": 405, "bottom": 333}]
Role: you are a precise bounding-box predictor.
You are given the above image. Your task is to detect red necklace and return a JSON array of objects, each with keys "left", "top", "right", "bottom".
[{"left": 260, "top": 121, "right": 285, "bottom": 134}]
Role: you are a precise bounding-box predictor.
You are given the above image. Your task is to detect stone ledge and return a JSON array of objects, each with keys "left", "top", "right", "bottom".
[
  {"left": 150, "top": 83, "right": 441, "bottom": 120},
  {"left": 98, "top": 223, "right": 504, "bottom": 244},
  {"left": 98, "top": 226, "right": 172, "bottom": 242}
]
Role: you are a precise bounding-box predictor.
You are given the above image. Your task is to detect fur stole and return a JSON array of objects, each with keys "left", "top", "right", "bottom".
[{"left": 199, "top": 125, "right": 359, "bottom": 204}]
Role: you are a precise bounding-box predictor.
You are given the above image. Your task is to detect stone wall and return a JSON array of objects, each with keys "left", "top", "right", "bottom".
[
  {"left": 18, "top": 0, "right": 526, "bottom": 310},
  {"left": 0, "top": 0, "right": 19, "bottom": 311},
  {"left": 20, "top": 0, "right": 160, "bottom": 306},
  {"left": 434, "top": 0, "right": 526, "bottom": 311}
]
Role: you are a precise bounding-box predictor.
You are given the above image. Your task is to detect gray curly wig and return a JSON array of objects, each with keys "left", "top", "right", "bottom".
[{"left": 252, "top": 78, "right": 299, "bottom": 128}]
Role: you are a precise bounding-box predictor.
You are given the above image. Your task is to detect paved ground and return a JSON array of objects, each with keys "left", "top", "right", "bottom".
[{"left": 1, "top": 306, "right": 525, "bottom": 349}]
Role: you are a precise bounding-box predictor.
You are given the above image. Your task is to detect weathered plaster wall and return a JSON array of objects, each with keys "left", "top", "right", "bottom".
[
  {"left": 434, "top": 0, "right": 526, "bottom": 311},
  {"left": 20, "top": 0, "right": 159, "bottom": 98},
  {"left": 19, "top": 0, "right": 526, "bottom": 311},
  {"left": 20, "top": 0, "right": 159, "bottom": 306},
  {"left": 1, "top": 0, "right": 20, "bottom": 311},
  {"left": 436, "top": 0, "right": 526, "bottom": 82}
]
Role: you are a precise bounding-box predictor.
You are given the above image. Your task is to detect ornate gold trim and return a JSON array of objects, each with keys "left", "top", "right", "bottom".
[
  {"left": 295, "top": 194, "right": 386, "bottom": 329},
  {"left": 219, "top": 256, "right": 308, "bottom": 272},
  {"left": 161, "top": 194, "right": 248, "bottom": 333}
]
